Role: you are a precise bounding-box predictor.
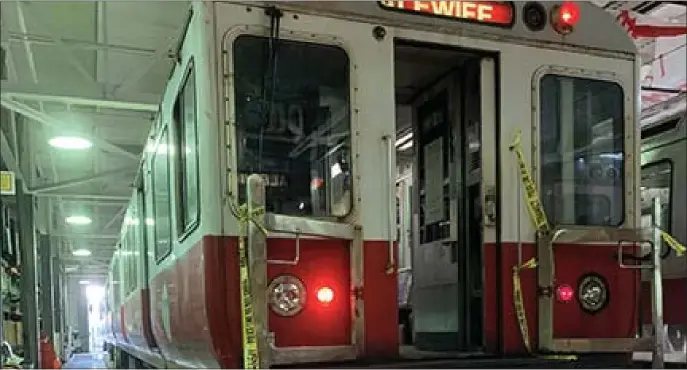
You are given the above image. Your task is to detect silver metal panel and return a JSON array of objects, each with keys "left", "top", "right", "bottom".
[
  {"left": 551, "top": 338, "right": 652, "bottom": 353},
  {"left": 270, "top": 345, "right": 357, "bottom": 365},
  {"left": 263, "top": 213, "right": 355, "bottom": 240}
]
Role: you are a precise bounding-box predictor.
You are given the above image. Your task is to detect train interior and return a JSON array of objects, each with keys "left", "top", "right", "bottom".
[{"left": 393, "top": 40, "right": 489, "bottom": 355}]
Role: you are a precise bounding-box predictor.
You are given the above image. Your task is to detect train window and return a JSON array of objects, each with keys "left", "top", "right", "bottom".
[
  {"left": 640, "top": 161, "right": 672, "bottom": 233},
  {"left": 233, "top": 35, "right": 352, "bottom": 217},
  {"left": 173, "top": 62, "right": 200, "bottom": 237},
  {"left": 152, "top": 129, "right": 173, "bottom": 262},
  {"left": 539, "top": 75, "right": 624, "bottom": 226}
]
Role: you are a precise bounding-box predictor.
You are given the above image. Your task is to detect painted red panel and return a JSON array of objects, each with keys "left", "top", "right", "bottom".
[
  {"left": 362, "top": 241, "right": 399, "bottom": 358},
  {"left": 122, "top": 290, "right": 147, "bottom": 349},
  {"left": 267, "top": 237, "right": 352, "bottom": 347},
  {"left": 641, "top": 278, "right": 687, "bottom": 325},
  {"left": 205, "top": 236, "right": 241, "bottom": 368},
  {"left": 552, "top": 244, "right": 639, "bottom": 339},
  {"left": 150, "top": 239, "right": 215, "bottom": 368},
  {"left": 147, "top": 236, "right": 400, "bottom": 368},
  {"left": 483, "top": 242, "right": 640, "bottom": 354}
]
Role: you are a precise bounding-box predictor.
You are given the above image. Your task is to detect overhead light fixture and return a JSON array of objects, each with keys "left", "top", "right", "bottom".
[
  {"left": 48, "top": 136, "right": 92, "bottom": 150},
  {"left": 79, "top": 280, "right": 90, "bottom": 285},
  {"left": 65, "top": 215, "right": 92, "bottom": 225},
  {"left": 64, "top": 266, "right": 78, "bottom": 272},
  {"left": 72, "top": 249, "right": 91, "bottom": 257}
]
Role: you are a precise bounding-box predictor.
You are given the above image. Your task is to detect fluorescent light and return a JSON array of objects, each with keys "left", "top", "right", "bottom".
[
  {"left": 48, "top": 136, "right": 92, "bottom": 150},
  {"left": 65, "top": 215, "right": 92, "bottom": 225},
  {"left": 79, "top": 280, "right": 91, "bottom": 285},
  {"left": 72, "top": 249, "right": 91, "bottom": 257},
  {"left": 64, "top": 266, "right": 78, "bottom": 272}
]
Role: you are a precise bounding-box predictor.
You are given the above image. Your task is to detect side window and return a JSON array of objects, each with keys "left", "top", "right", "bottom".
[
  {"left": 539, "top": 74, "right": 624, "bottom": 226},
  {"left": 640, "top": 161, "right": 672, "bottom": 232},
  {"left": 233, "top": 35, "right": 352, "bottom": 217},
  {"left": 173, "top": 63, "right": 200, "bottom": 235},
  {"left": 113, "top": 256, "right": 121, "bottom": 306},
  {"left": 152, "top": 129, "right": 173, "bottom": 261}
]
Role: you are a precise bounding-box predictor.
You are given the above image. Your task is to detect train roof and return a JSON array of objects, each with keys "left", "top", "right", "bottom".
[{"left": 242, "top": 1, "right": 637, "bottom": 56}]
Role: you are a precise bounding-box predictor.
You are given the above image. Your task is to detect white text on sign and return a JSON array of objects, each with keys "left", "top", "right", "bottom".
[{"left": 378, "top": 1, "right": 513, "bottom": 25}]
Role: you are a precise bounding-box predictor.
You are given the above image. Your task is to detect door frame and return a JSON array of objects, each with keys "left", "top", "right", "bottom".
[{"left": 397, "top": 37, "right": 502, "bottom": 351}]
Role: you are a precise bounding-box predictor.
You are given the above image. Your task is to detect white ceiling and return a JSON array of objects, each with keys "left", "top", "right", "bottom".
[
  {"left": 0, "top": 1, "right": 684, "bottom": 280},
  {"left": 1, "top": 1, "right": 189, "bottom": 280}
]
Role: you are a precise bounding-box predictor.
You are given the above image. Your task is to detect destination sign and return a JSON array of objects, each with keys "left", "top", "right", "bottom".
[{"left": 378, "top": 1, "right": 514, "bottom": 27}]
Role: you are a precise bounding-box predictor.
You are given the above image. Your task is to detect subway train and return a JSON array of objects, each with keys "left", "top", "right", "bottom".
[{"left": 104, "top": 1, "right": 673, "bottom": 368}]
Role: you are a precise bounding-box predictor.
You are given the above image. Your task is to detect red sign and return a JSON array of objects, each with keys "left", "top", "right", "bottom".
[{"left": 378, "top": 1, "right": 514, "bottom": 27}]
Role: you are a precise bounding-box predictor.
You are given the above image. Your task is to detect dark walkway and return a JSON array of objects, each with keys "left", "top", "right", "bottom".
[{"left": 63, "top": 352, "right": 108, "bottom": 369}]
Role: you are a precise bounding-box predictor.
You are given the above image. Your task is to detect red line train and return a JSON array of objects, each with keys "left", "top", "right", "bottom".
[{"left": 102, "top": 1, "right": 686, "bottom": 368}]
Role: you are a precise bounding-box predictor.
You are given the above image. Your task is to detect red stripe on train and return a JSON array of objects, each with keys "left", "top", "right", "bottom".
[{"left": 150, "top": 235, "right": 398, "bottom": 368}]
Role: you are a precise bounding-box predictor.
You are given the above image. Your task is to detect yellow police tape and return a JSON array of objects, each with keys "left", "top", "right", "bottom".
[
  {"left": 229, "top": 201, "right": 268, "bottom": 369},
  {"left": 512, "top": 257, "right": 538, "bottom": 354},
  {"left": 508, "top": 130, "right": 551, "bottom": 236},
  {"left": 661, "top": 231, "right": 686, "bottom": 256},
  {"left": 509, "top": 130, "right": 576, "bottom": 361}
]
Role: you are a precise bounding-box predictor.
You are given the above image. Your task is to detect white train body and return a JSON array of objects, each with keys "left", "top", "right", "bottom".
[{"left": 101, "top": 2, "right": 673, "bottom": 368}]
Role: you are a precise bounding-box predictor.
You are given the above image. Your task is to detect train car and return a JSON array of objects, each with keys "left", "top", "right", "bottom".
[
  {"left": 637, "top": 93, "right": 686, "bottom": 363},
  {"left": 105, "top": 1, "right": 669, "bottom": 368}
]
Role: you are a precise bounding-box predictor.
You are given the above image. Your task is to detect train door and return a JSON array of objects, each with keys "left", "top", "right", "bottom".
[{"left": 400, "top": 39, "right": 496, "bottom": 352}]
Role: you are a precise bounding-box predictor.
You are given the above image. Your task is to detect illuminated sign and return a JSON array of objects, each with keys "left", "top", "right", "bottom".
[
  {"left": 0, "top": 171, "right": 15, "bottom": 196},
  {"left": 378, "top": 1, "right": 514, "bottom": 27}
]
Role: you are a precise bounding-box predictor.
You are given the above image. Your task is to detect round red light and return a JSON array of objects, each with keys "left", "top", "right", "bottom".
[
  {"left": 558, "top": 1, "right": 580, "bottom": 26},
  {"left": 316, "top": 287, "right": 334, "bottom": 304},
  {"left": 556, "top": 284, "right": 575, "bottom": 303}
]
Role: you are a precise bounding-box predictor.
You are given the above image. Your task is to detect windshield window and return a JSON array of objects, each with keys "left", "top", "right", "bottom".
[
  {"left": 539, "top": 75, "right": 624, "bottom": 226},
  {"left": 233, "top": 35, "right": 352, "bottom": 217}
]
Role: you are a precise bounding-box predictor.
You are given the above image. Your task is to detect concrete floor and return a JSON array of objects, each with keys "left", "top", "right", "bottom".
[{"left": 63, "top": 352, "right": 108, "bottom": 369}]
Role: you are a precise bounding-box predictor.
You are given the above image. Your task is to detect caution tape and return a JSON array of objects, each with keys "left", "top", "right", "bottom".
[
  {"left": 660, "top": 230, "right": 686, "bottom": 257},
  {"left": 512, "top": 257, "right": 538, "bottom": 353},
  {"left": 229, "top": 200, "right": 268, "bottom": 369},
  {"left": 509, "top": 131, "right": 576, "bottom": 361},
  {"left": 508, "top": 130, "right": 550, "bottom": 236}
]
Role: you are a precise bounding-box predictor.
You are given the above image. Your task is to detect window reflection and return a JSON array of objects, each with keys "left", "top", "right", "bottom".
[
  {"left": 539, "top": 75, "right": 624, "bottom": 226},
  {"left": 640, "top": 161, "right": 672, "bottom": 232},
  {"left": 233, "top": 35, "right": 352, "bottom": 217}
]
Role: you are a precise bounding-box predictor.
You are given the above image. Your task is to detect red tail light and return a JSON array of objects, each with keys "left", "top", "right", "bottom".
[
  {"left": 556, "top": 284, "right": 575, "bottom": 303},
  {"left": 552, "top": 1, "right": 580, "bottom": 35},
  {"left": 316, "top": 287, "right": 334, "bottom": 304}
]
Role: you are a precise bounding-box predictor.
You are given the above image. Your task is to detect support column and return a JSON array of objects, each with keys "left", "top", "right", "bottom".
[
  {"left": 16, "top": 178, "right": 39, "bottom": 367},
  {"left": 53, "top": 254, "right": 63, "bottom": 359},
  {"left": 40, "top": 233, "right": 55, "bottom": 342}
]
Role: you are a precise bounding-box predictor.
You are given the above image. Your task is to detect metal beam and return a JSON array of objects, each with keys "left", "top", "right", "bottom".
[
  {"left": 103, "top": 205, "right": 127, "bottom": 231},
  {"left": 51, "top": 233, "right": 119, "bottom": 240},
  {"left": 39, "top": 234, "right": 55, "bottom": 342},
  {"left": 22, "top": 2, "right": 95, "bottom": 84},
  {"left": 28, "top": 166, "right": 135, "bottom": 194},
  {"left": 16, "top": 180, "right": 40, "bottom": 368},
  {"left": 3, "top": 92, "right": 159, "bottom": 112},
  {"left": 112, "top": 40, "right": 175, "bottom": 96},
  {"left": 14, "top": 1, "right": 38, "bottom": 83},
  {"left": 0, "top": 120, "right": 25, "bottom": 182},
  {"left": 6, "top": 31, "right": 158, "bottom": 56},
  {"left": 34, "top": 193, "right": 130, "bottom": 201},
  {"left": 0, "top": 97, "right": 139, "bottom": 160},
  {"left": 0, "top": 82, "right": 160, "bottom": 106}
]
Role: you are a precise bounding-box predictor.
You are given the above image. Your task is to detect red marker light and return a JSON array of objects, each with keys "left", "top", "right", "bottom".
[
  {"left": 552, "top": 1, "right": 580, "bottom": 34},
  {"left": 558, "top": 2, "right": 580, "bottom": 26},
  {"left": 316, "top": 287, "right": 334, "bottom": 304},
  {"left": 556, "top": 284, "right": 575, "bottom": 303}
]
